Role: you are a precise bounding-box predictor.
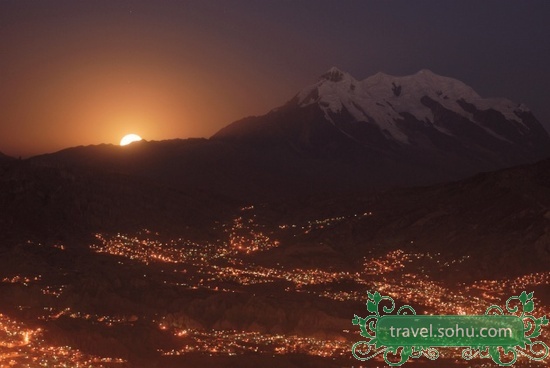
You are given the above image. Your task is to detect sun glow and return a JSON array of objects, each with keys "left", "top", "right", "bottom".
[{"left": 120, "top": 134, "right": 142, "bottom": 146}]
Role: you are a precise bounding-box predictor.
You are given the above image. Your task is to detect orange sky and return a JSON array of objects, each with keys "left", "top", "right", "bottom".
[
  {"left": 1, "top": 53, "right": 292, "bottom": 156},
  {"left": 0, "top": 35, "right": 298, "bottom": 156},
  {"left": 0, "top": 2, "right": 308, "bottom": 156}
]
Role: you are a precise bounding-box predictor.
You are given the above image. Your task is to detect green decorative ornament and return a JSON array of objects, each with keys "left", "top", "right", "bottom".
[{"left": 352, "top": 291, "right": 549, "bottom": 366}]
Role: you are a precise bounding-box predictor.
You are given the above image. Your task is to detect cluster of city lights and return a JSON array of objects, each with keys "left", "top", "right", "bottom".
[
  {"left": 158, "top": 328, "right": 349, "bottom": 357},
  {"left": 91, "top": 227, "right": 550, "bottom": 321},
  {"left": 363, "top": 249, "right": 470, "bottom": 275},
  {"left": 0, "top": 313, "right": 126, "bottom": 367},
  {"left": 471, "top": 271, "right": 550, "bottom": 294},
  {"left": 91, "top": 233, "right": 230, "bottom": 266},
  {"left": 82, "top": 205, "right": 550, "bottom": 364},
  {"left": 3, "top": 205, "right": 548, "bottom": 366},
  {"left": 278, "top": 211, "right": 374, "bottom": 234},
  {"left": 226, "top": 215, "right": 280, "bottom": 254},
  {"left": 207, "top": 264, "right": 361, "bottom": 288},
  {"left": 2, "top": 275, "right": 42, "bottom": 285},
  {"left": 40, "top": 285, "right": 67, "bottom": 298},
  {"left": 37, "top": 307, "right": 138, "bottom": 328}
]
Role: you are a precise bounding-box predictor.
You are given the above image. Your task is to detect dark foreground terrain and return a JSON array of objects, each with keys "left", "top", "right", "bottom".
[{"left": 1, "top": 153, "right": 549, "bottom": 367}]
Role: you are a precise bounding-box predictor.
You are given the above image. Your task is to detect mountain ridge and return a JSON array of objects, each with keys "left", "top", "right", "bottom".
[
  {"left": 213, "top": 68, "right": 550, "bottom": 186},
  {"left": 217, "top": 68, "right": 546, "bottom": 143},
  {"left": 27, "top": 69, "right": 550, "bottom": 201},
  {"left": 0, "top": 151, "right": 14, "bottom": 161}
]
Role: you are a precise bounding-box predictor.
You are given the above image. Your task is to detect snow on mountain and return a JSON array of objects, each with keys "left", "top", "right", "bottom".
[
  {"left": 292, "top": 68, "right": 529, "bottom": 144},
  {"left": 213, "top": 67, "right": 550, "bottom": 186}
]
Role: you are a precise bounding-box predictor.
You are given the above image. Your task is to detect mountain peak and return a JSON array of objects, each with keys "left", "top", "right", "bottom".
[
  {"left": 213, "top": 67, "right": 550, "bottom": 184},
  {"left": 319, "top": 67, "right": 351, "bottom": 82},
  {"left": 415, "top": 68, "right": 437, "bottom": 76},
  {"left": 411, "top": 69, "right": 463, "bottom": 86},
  {"left": 280, "top": 67, "right": 548, "bottom": 147}
]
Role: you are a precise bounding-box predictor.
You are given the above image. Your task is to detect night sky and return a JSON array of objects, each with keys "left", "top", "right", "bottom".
[{"left": 1, "top": 0, "right": 549, "bottom": 157}]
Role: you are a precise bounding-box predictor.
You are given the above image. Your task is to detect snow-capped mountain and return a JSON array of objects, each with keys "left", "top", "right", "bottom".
[
  {"left": 293, "top": 67, "right": 531, "bottom": 143},
  {"left": 213, "top": 68, "right": 550, "bottom": 183},
  {"left": 29, "top": 68, "right": 550, "bottom": 201}
]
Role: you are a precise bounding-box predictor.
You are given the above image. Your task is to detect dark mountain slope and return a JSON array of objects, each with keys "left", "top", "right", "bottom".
[
  {"left": 214, "top": 68, "right": 550, "bottom": 185},
  {"left": 0, "top": 151, "right": 14, "bottom": 162},
  {"left": 29, "top": 69, "right": 550, "bottom": 201},
  {"left": 0, "top": 159, "right": 234, "bottom": 243},
  {"left": 256, "top": 157, "right": 550, "bottom": 281},
  {"left": 30, "top": 139, "right": 406, "bottom": 201}
]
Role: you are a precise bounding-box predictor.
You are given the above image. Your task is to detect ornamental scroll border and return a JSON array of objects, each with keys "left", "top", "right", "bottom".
[{"left": 351, "top": 291, "right": 549, "bottom": 366}]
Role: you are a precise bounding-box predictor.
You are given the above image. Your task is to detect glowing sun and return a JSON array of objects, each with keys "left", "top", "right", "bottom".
[{"left": 120, "top": 134, "right": 142, "bottom": 146}]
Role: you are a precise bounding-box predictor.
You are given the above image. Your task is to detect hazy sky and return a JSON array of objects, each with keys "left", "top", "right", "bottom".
[{"left": 1, "top": 0, "right": 549, "bottom": 156}]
